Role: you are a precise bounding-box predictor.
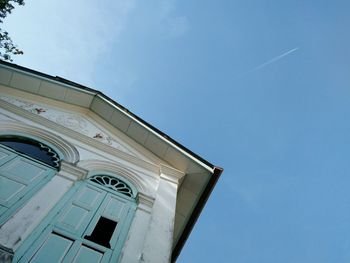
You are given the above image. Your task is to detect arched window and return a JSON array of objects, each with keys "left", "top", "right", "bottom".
[
  {"left": 0, "top": 136, "right": 60, "bottom": 169},
  {"left": 16, "top": 173, "right": 137, "bottom": 263},
  {"left": 0, "top": 136, "right": 59, "bottom": 225},
  {"left": 89, "top": 175, "right": 133, "bottom": 197}
]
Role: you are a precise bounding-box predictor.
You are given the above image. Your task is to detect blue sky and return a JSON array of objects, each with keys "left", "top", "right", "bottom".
[{"left": 4, "top": 1, "right": 350, "bottom": 262}]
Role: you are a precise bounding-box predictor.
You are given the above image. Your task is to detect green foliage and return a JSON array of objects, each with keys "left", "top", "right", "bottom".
[{"left": 0, "top": 0, "right": 24, "bottom": 61}]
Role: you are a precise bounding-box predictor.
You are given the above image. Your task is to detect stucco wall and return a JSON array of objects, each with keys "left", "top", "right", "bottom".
[{"left": 0, "top": 90, "right": 183, "bottom": 263}]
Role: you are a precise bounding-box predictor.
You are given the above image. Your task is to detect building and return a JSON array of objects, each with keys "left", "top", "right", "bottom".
[{"left": 0, "top": 60, "right": 223, "bottom": 263}]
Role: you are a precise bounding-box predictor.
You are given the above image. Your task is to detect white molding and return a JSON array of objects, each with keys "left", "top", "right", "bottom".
[
  {"left": 0, "top": 99, "right": 160, "bottom": 173},
  {"left": 58, "top": 161, "right": 88, "bottom": 182},
  {"left": 94, "top": 95, "right": 214, "bottom": 173},
  {"left": 87, "top": 111, "right": 163, "bottom": 164},
  {"left": 78, "top": 159, "right": 153, "bottom": 194},
  {"left": 1, "top": 65, "right": 215, "bottom": 173},
  {"left": 137, "top": 193, "right": 155, "bottom": 213},
  {"left": 160, "top": 163, "right": 185, "bottom": 184},
  {"left": 0, "top": 120, "right": 80, "bottom": 164}
]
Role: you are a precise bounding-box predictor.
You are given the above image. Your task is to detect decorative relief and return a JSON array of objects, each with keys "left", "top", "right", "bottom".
[
  {"left": 0, "top": 95, "right": 134, "bottom": 155},
  {"left": 38, "top": 142, "right": 61, "bottom": 168},
  {"left": 34, "top": 108, "right": 46, "bottom": 114}
]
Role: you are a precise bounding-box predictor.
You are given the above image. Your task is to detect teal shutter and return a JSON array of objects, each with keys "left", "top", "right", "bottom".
[
  {"left": 65, "top": 244, "right": 104, "bottom": 263},
  {"left": 0, "top": 146, "right": 17, "bottom": 166},
  {"left": 55, "top": 184, "right": 107, "bottom": 236},
  {"left": 87, "top": 193, "right": 133, "bottom": 250},
  {"left": 0, "top": 146, "right": 56, "bottom": 225},
  {"left": 28, "top": 233, "right": 74, "bottom": 263},
  {"left": 17, "top": 181, "right": 136, "bottom": 263}
]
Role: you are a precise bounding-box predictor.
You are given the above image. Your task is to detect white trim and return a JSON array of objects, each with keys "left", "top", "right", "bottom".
[
  {"left": 98, "top": 94, "right": 214, "bottom": 173},
  {"left": 0, "top": 120, "right": 80, "bottom": 164},
  {"left": 78, "top": 159, "right": 151, "bottom": 195},
  {"left": 0, "top": 99, "right": 160, "bottom": 173},
  {"left": 160, "top": 163, "right": 185, "bottom": 184},
  {"left": 58, "top": 161, "right": 88, "bottom": 182},
  {"left": 0, "top": 63, "right": 96, "bottom": 96}
]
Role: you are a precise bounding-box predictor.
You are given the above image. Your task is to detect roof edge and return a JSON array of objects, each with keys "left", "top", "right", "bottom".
[
  {"left": 0, "top": 60, "right": 215, "bottom": 170},
  {"left": 0, "top": 60, "right": 224, "bottom": 261},
  {"left": 171, "top": 166, "right": 223, "bottom": 262}
]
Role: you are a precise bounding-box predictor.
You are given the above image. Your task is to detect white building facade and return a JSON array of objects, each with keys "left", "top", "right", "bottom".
[{"left": 0, "top": 61, "right": 222, "bottom": 263}]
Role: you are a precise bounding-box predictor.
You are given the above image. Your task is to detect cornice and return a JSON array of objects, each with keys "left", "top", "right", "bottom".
[
  {"left": 137, "top": 192, "right": 155, "bottom": 213},
  {"left": 58, "top": 161, "right": 88, "bottom": 182},
  {"left": 159, "top": 163, "right": 185, "bottom": 184}
]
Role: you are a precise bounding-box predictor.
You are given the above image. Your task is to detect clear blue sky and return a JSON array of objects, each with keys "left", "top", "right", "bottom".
[{"left": 4, "top": 1, "right": 350, "bottom": 262}]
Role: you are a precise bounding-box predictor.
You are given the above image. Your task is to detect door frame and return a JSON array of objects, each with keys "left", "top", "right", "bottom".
[{"left": 14, "top": 178, "right": 137, "bottom": 263}]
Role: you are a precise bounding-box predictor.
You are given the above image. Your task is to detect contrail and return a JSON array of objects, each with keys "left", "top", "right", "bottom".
[{"left": 249, "top": 47, "right": 299, "bottom": 73}]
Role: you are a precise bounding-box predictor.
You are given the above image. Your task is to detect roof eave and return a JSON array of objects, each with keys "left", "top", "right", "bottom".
[{"left": 171, "top": 166, "right": 223, "bottom": 262}]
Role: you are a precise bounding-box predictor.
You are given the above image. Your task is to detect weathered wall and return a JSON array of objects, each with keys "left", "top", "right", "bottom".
[{"left": 0, "top": 88, "right": 183, "bottom": 263}]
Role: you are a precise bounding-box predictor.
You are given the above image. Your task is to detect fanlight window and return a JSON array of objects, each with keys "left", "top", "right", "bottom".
[
  {"left": 0, "top": 136, "right": 60, "bottom": 169},
  {"left": 89, "top": 175, "right": 133, "bottom": 197}
]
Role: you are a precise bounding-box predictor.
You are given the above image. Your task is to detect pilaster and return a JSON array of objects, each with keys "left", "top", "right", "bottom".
[
  {"left": 140, "top": 164, "right": 185, "bottom": 263},
  {"left": 119, "top": 192, "right": 155, "bottom": 263}
]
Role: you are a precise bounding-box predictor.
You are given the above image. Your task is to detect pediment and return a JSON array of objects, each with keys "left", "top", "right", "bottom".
[
  {"left": 0, "top": 94, "right": 151, "bottom": 162},
  {"left": 0, "top": 61, "right": 221, "bottom": 261}
]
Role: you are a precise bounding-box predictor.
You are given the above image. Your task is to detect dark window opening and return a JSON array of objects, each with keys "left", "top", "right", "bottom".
[
  {"left": 84, "top": 217, "right": 117, "bottom": 248},
  {"left": 0, "top": 136, "right": 60, "bottom": 169}
]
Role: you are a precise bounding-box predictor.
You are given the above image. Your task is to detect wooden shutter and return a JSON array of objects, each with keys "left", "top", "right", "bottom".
[
  {"left": 55, "top": 184, "right": 107, "bottom": 237},
  {"left": 18, "top": 182, "right": 135, "bottom": 263},
  {"left": 0, "top": 146, "right": 55, "bottom": 225}
]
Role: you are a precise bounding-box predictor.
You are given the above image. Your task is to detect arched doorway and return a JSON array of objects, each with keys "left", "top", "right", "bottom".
[
  {"left": 15, "top": 173, "right": 137, "bottom": 263},
  {"left": 0, "top": 136, "right": 60, "bottom": 225}
]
